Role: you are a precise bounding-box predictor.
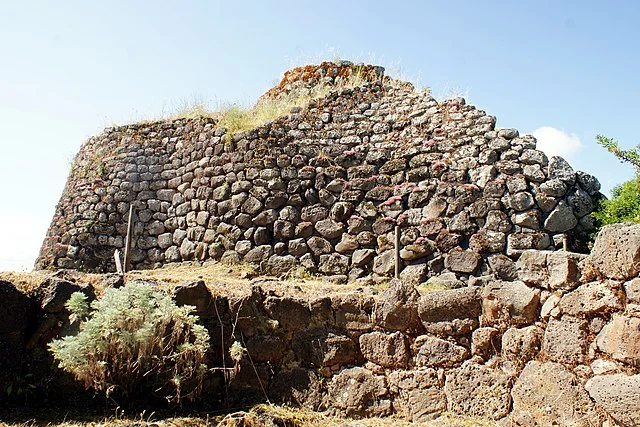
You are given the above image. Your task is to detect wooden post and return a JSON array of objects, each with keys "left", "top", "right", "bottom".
[
  {"left": 123, "top": 204, "right": 134, "bottom": 273},
  {"left": 114, "top": 249, "right": 124, "bottom": 275},
  {"left": 394, "top": 226, "right": 400, "bottom": 279},
  {"left": 562, "top": 234, "right": 568, "bottom": 252}
]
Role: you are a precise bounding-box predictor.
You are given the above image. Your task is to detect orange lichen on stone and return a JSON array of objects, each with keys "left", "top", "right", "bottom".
[{"left": 262, "top": 61, "right": 386, "bottom": 100}]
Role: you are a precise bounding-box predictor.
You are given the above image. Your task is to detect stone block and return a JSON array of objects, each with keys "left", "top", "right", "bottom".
[
  {"left": 511, "top": 361, "right": 600, "bottom": 427},
  {"left": 444, "top": 361, "right": 512, "bottom": 420},
  {"left": 585, "top": 374, "right": 640, "bottom": 426},
  {"left": 359, "top": 331, "right": 409, "bottom": 368},
  {"left": 481, "top": 280, "right": 540, "bottom": 327},
  {"left": 591, "top": 222, "right": 640, "bottom": 280}
]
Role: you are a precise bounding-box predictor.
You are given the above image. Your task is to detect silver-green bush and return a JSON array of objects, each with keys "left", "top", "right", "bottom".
[{"left": 49, "top": 282, "right": 209, "bottom": 404}]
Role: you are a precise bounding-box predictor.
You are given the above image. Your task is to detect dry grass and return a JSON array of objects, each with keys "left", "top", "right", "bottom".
[
  {"left": 0, "top": 404, "right": 501, "bottom": 427},
  {"left": 216, "top": 405, "right": 500, "bottom": 427},
  {"left": 3, "top": 261, "right": 388, "bottom": 301},
  {"left": 169, "top": 66, "right": 391, "bottom": 142}
]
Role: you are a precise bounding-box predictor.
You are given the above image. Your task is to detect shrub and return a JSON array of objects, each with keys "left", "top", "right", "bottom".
[
  {"left": 593, "top": 178, "right": 640, "bottom": 227},
  {"left": 49, "top": 282, "right": 210, "bottom": 405}
]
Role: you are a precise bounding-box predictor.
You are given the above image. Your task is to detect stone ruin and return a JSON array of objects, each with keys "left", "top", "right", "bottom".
[
  {"left": 8, "top": 62, "right": 637, "bottom": 426},
  {"left": 4, "top": 223, "right": 640, "bottom": 425},
  {"left": 36, "top": 61, "right": 603, "bottom": 283}
]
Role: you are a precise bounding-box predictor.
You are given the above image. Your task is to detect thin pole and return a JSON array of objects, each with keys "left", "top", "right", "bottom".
[
  {"left": 123, "top": 204, "right": 134, "bottom": 273},
  {"left": 394, "top": 226, "right": 400, "bottom": 279}
]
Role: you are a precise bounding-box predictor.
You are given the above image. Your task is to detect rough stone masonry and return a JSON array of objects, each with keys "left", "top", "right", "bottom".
[
  {"left": 36, "top": 61, "right": 603, "bottom": 284},
  {"left": 4, "top": 222, "right": 640, "bottom": 426}
]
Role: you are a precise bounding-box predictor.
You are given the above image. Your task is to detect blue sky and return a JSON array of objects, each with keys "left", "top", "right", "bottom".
[{"left": 1, "top": 0, "right": 638, "bottom": 271}]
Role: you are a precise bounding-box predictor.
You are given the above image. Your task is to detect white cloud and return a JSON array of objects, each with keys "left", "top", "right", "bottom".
[{"left": 532, "top": 126, "right": 584, "bottom": 160}]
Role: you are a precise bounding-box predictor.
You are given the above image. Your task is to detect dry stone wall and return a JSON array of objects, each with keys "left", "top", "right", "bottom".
[
  {"left": 6, "top": 223, "right": 640, "bottom": 425},
  {"left": 36, "top": 62, "right": 602, "bottom": 281}
]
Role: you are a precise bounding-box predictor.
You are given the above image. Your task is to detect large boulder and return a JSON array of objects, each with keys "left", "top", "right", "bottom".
[
  {"left": 413, "top": 335, "right": 470, "bottom": 368},
  {"left": 585, "top": 374, "right": 640, "bottom": 427},
  {"left": 590, "top": 222, "right": 640, "bottom": 280},
  {"left": 326, "top": 367, "right": 391, "bottom": 417},
  {"left": 559, "top": 280, "right": 624, "bottom": 316},
  {"left": 388, "top": 369, "right": 446, "bottom": 421},
  {"left": 374, "top": 279, "right": 420, "bottom": 332},
  {"left": 542, "top": 316, "right": 588, "bottom": 364},
  {"left": 359, "top": 331, "right": 410, "bottom": 368},
  {"left": 418, "top": 287, "right": 481, "bottom": 336},
  {"left": 444, "top": 361, "right": 512, "bottom": 420},
  {"left": 595, "top": 314, "right": 640, "bottom": 367},
  {"left": 511, "top": 361, "right": 601, "bottom": 427},
  {"left": 39, "top": 277, "right": 94, "bottom": 313},
  {"left": 481, "top": 280, "right": 540, "bottom": 327},
  {"left": 172, "top": 280, "right": 215, "bottom": 319}
]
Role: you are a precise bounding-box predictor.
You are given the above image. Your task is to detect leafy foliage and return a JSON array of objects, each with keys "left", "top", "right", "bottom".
[
  {"left": 596, "top": 135, "right": 640, "bottom": 172},
  {"left": 593, "top": 179, "right": 640, "bottom": 227},
  {"left": 593, "top": 135, "right": 640, "bottom": 229},
  {"left": 49, "top": 282, "right": 209, "bottom": 405}
]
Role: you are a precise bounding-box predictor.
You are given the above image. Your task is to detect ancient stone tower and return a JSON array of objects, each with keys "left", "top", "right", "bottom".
[{"left": 36, "top": 61, "right": 602, "bottom": 281}]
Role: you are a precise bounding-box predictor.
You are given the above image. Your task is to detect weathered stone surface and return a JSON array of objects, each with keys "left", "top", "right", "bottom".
[
  {"left": 506, "top": 232, "right": 551, "bottom": 256},
  {"left": 388, "top": 369, "right": 446, "bottom": 421},
  {"left": 245, "top": 334, "right": 286, "bottom": 362},
  {"left": 585, "top": 374, "right": 640, "bottom": 427},
  {"left": 559, "top": 280, "right": 624, "bottom": 316},
  {"left": 318, "top": 253, "right": 349, "bottom": 275},
  {"left": 544, "top": 201, "right": 577, "bottom": 232},
  {"left": 269, "top": 368, "right": 323, "bottom": 409},
  {"left": 547, "top": 156, "right": 576, "bottom": 185},
  {"left": 471, "top": 327, "right": 499, "bottom": 358},
  {"left": 359, "top": 331, "right": 409, "bottom": 368},
  {"left": 172, "top": 280, "right": 215, "bottom": 319},
  {"left": 332, "top": 293, "right": 374, "bottom": 332},
  {"left": 243, "top": 244, "right": 273, "bottom": 263},
  {"left": 625, "top": 277, "right": 640, "bottom": 303},
  {"left": 542, "top": 316, "right": 588, "bottom": 364},
  {"left": 511, "top": 361, "right": 600, "bottom": 427},
  {"left": 264, "top": 296, "right": 311, "bottom": 332},
  {"left": 488, "top": 254, "right": 518, "bottom": 280},
  {"left": 546, "top": 251, "right": 584, "bottom": 291},
  {"left": 314, "top": 219, "right": 345, "bottom": 239},
  {"left": 468, "top": 230, "right": 506, "bottom": 253},
  {"left": 591, "top": 222, "right": 640, "bottom": 280},
  {"left": 326, "top": 367, "right": 391, "bottom": 417},
  {"left": 418, "top": 287, "right": 481, "bottom": 323},
  {"left": 424, "top": 272, "right": 465, "bottom": 289},
  {"left": 502, "top": 325, "right": 542, "bottom": 364},
  {"left": 265, "top": 254, "right": 298, "bottom": 276},
  {"left": 373, "top": 249, "right": 395, "bottom": 275},
  {"left": 40, "top": 278, "right": 93, "bottom": 313},
  {"left": 351, "top": 248, "right": 375, "bottom": 267},
  {"left": 444, "top": 362, "right": 512, "bottom": 420},
  {"left": 413, "top": 335, "right": 470, "bottom": 368},
  {"left": 516, "top": 250, "right": 549, "bottom": 288},
  {"left": 292, "top": 328, "right": 356, "bottom": 367},
  {"left": 481, "top": 280, "right": 540, "bottom": 327},
  {"left": 375, "top": 279, "right": 420, "bottom": 331},
  {"left": 444, "top": 249, "right": 482, "bottom": 274},
  {"left": 596, "top": 314, "right": 640, "bottom": 367},
  {"left": 399, "top": 263, "right": 428, "bottom": 285}
]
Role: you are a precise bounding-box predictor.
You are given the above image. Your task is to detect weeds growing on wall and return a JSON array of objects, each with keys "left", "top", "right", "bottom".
[
  {"left": 171, "top": 66, "right": 403, "bottom": 141},
  {"left": 49, "top": 282, "right": 210, "bottom": 405}
]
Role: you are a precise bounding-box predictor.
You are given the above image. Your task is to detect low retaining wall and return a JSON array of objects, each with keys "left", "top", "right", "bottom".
[{"left": 4, "top": 223, "right": 640, "bottom": 426}]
